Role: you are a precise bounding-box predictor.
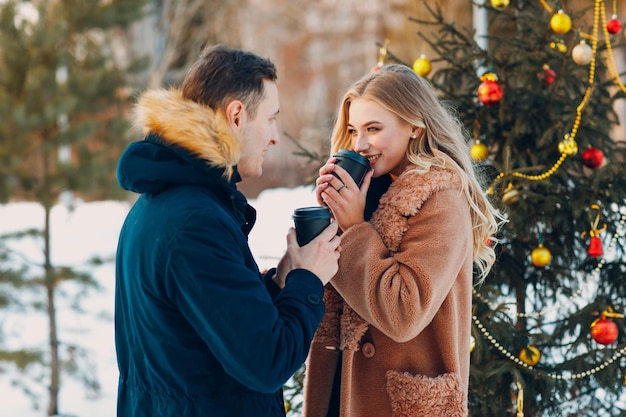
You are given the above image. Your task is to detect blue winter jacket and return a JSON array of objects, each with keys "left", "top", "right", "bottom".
[{"left": 114, "top": 88, "right": 325, "bottom": 417}]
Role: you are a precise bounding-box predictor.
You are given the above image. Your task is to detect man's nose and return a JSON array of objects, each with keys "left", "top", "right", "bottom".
[{"left": 270, "top": 125, "right": 280, "bottom": 146}]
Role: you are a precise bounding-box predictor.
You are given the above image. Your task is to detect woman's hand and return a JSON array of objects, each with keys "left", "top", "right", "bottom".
[{"left": 315, "top": 158, "right": 373, "bottom": 232}]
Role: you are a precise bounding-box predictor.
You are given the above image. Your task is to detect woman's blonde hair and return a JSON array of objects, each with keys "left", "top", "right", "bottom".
[{"left": 330, "top": 64, "right": 504, "bottom": 284}]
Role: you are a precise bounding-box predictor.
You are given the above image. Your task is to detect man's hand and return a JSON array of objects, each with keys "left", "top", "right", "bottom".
[{"left": 284, "top": 223, "right": 341, "bottom": 285}]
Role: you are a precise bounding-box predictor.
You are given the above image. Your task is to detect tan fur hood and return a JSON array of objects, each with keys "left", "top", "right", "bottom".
[{"left": 133, "top": 88, "right": 241, "bottom": 178}]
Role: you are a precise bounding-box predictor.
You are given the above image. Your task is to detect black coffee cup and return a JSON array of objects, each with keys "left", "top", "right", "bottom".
[
  {"left": 293, "top": 206, "right": 332, "bottom": 246},
  {"left": 332, "top": 149, "right": 370, "bottom": 188}
]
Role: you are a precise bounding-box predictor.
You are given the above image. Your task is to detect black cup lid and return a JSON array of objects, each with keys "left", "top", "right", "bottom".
[
  {"left": 293, "top": 206, "right": 331, "bottom": 218},
  {"left": 333, "top": 149, "right": 370, "bottom": 167}
]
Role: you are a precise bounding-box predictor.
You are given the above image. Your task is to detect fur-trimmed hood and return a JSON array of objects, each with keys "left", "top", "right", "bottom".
[
  {"left": 117, "top": 88, "right": 246, "bottom": 197},
  {"left": 133, "top": 88, "right": 241, "bottom": 178}
]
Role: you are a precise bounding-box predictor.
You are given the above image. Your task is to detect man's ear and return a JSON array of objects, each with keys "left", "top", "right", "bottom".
[{"left": 225, "top": 100, "right": 245, "bottom": 129}]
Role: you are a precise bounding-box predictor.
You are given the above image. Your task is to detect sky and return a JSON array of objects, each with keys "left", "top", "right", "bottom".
[{"left": 0, "top": 185, "right": 317, "bottom": 417}]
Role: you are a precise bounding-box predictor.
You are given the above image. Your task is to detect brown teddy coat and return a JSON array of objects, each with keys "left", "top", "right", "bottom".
[{"left": 302, "top": 167, "right": 473, "bottom": 417}]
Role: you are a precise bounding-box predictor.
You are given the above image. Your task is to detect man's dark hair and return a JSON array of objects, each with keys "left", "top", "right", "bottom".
[{"left": 182, "top": 44, "right": 277, "bottom": 119}]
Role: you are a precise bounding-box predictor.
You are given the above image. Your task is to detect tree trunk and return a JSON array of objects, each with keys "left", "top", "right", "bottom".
[
  {"left": 45, "top": 203, "right": 59, "bottom": 416},
  {"left": 41, "top": 147, "right": 59, "bottom": 416}
]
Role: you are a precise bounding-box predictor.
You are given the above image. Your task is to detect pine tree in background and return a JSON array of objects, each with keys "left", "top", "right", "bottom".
[
  {"left": 0, "top": 0, "right": 148, "bottom": 414},
  {"left": 374, "top": 0, "right": 626, "bottom": 415}
]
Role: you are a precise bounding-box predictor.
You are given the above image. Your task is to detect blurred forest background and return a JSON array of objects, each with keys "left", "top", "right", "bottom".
[{"left": 2, "top": 0, "right": 624, "bottom": 199}]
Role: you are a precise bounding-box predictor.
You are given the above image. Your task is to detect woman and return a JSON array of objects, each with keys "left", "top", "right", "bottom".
[{"left": 302, "top": 64, "right": 503, "bottom": 417}]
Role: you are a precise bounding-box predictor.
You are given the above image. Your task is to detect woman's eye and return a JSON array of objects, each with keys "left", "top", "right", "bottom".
[{"left": 347, "top": 129, "right": 357, "bottom": 135}]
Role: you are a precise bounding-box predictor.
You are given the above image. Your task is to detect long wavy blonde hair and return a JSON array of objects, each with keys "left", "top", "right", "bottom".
[{"left": 330, "top": 64, "right": 504, "bottom": 283}]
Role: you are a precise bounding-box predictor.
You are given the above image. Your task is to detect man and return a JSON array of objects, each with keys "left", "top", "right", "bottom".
[{"left": 115, "top": 44, "right": 341, "bottom": 417}]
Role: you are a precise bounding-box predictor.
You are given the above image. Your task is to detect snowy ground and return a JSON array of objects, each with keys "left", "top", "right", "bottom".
[{"left": 0, "top": 185, "right": 316, "bottom": 417}]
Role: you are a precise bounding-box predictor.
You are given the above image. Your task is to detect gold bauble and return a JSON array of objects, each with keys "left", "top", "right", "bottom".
[
  {"left": 470, "top": 141, "right": 489, "bottom": 162},
  {"left": 558, "top": 134, "right": 578, "bottom": 156},
  {"left": 519, "top": 345, "right": 541, "bottom": 366},
  {"left": 531, "top": 244, "right": 552, "bottom": 267},
  {"left": 470, "top": 336, "right": 476, "bottom": 352},
  {"left": 502, "top": 187, "right": 520, "bottom": 206},
  {"left": 412, "top": 55, "right": 432, "bottom": 77},
  {"left": 550, "top": 10, "right": 572, "bottom": 35}
]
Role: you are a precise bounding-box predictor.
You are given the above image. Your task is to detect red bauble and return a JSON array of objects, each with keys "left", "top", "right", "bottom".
[
  {"left": 591, "top": 318, "right": 618, "bottom": 345},
  {"left": 477, "top": 74, "right": 503, "bottom": 106},
  {"left": 607, "top": 15, "right": 622, "bottom": 35},
  {"left": 582, "top": 146, "right": 604, "bottom": 169}
]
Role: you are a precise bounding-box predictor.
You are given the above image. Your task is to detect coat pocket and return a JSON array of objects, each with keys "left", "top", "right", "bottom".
[{"left": 385, "top": 371, "right": 467, "bottom": 417}]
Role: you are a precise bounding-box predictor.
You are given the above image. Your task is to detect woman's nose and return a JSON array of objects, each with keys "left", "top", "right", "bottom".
[{"left": 353, "top": 133, "right": 368, "bottom": 152}]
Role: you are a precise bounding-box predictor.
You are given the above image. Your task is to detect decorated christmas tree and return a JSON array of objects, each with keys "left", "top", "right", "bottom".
[{"left": 372, "top": 0, "right": 626, "bottom": 415}]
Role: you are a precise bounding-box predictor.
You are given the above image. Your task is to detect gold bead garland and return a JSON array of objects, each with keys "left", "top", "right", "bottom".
[
  {"left": 473, "top": 315, "right": 626, "bottom": 380},
  {"left": 491, "top": 152, "right": 568, "bottom": 183}
]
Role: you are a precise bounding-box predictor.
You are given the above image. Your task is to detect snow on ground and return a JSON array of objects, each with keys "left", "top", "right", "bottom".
[{"left": 0, "top": 185, "right": 316, "bottom": 417}]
